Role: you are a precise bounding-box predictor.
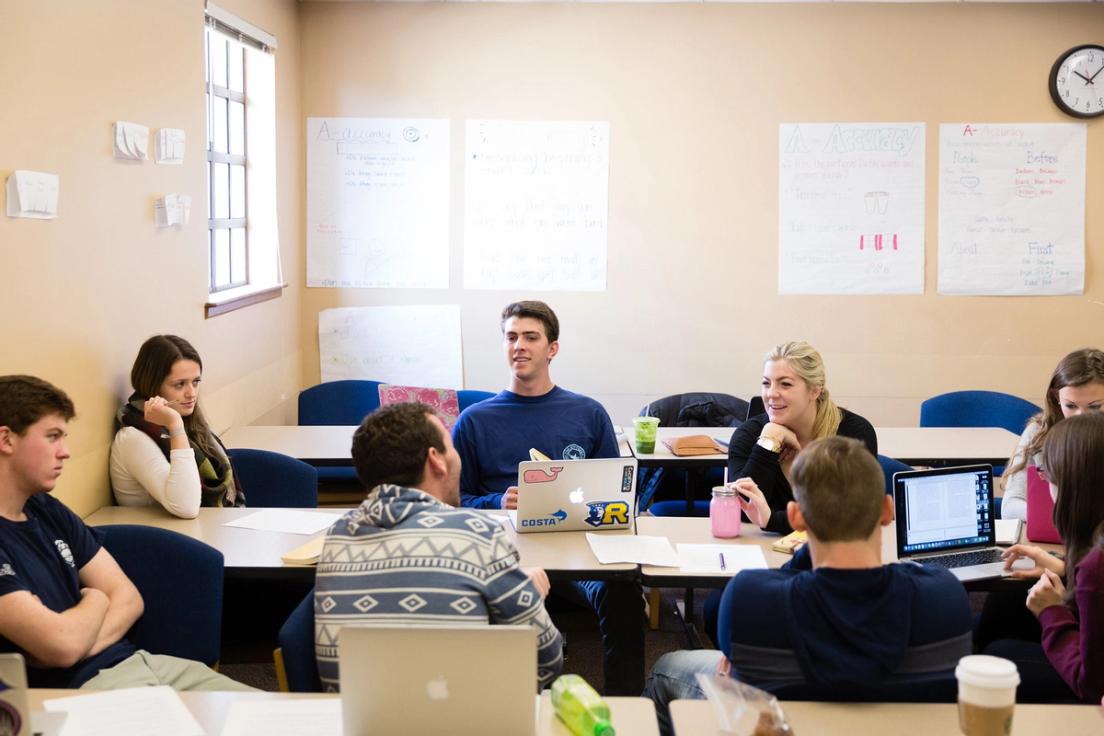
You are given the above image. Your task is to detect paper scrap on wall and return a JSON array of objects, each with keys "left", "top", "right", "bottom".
[
  {"left": 155, "top": 194, "right": 191, "bottom": 227},
  {"left": 307, "top": 117, "right": 450, "bottom": 289},
  {"left": 156, "top": 128, "right": 186, "bottom": 164},
  {"left": 6, "top": 170, "right": 59, "bottom": 219},
  {"left": 463, "top": 120, "right": 609, "bottom": 291},
  {"left": 778, "top": 122, "right": 926, "bottom": 294},
  {"left": 318, "top": 305, "right": 463, "bottom": 388},
  {"left": 113, "top": 121, "right": 149, "bottom": 160},
  {"left": 938, "top": 123, "right": 1085, "bottom": 296}
]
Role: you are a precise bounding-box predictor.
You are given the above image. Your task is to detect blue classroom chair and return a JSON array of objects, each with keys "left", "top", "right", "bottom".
[
  {"left": 227, "top": 448, "right": 318, "bottom": 508},
  {"left": 919, "top": 390, "right": 1039, "bottom": 436},
  {"left": 298, "top": 380, "right": 382, "bottom": 483},
  {"left": 274, "top": 588, "right": 322, "bottom": 693},
  {"left": 97, "top": 525, "right": 223, "bottom": 666},
  {"left": 457, "top": 389, "right": 496, "bottom": 413}
]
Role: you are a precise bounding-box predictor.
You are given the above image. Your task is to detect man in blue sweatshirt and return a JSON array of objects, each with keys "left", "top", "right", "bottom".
[
  {"left": 452, "top": 300, "right": 645, "bottom": 695},
  {"left": 643, "top": 436, "right": 973, "bottom": 735}
]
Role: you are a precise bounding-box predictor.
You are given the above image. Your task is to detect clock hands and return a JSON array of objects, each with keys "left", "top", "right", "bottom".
[
  {"left": 1073, "top": 69, "right": 1093, "bottom": 84},
  {"left": 1089, "top": 64, "right": 1104, "bottom": 82}
]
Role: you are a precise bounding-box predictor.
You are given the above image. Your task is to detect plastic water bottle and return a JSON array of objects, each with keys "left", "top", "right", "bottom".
[{"left": 551, "top": 674, "right": 615, "bottom": 736}]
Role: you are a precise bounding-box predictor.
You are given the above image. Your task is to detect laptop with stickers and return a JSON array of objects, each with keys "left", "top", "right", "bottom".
[{"left": 510, "top": 458, "right": 637, "bottom": 533}]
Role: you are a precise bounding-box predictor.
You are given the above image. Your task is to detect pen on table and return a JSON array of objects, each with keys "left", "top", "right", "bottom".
[{"left": 719, "top": 552, "right": 726, "bottom": 571}]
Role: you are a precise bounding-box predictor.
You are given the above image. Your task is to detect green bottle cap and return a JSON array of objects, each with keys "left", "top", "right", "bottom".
[{"left": 593, "top": 720, "right": 615, "bottom": 736}]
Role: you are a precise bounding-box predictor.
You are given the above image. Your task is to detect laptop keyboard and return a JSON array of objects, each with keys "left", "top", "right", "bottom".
[{"left": 918, "top": 548, "right": 1004, "bottom": 569}]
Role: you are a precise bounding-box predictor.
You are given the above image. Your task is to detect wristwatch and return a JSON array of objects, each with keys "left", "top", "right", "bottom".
[{"left": 757, "top": 435, "right": 782, "bottom": 454}]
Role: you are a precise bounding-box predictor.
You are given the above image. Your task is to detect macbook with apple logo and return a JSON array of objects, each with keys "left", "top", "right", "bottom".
[
  {"left": 510, "top": 458, "right": 638, "bottom": 534},
  {"left": 338, "top": 625, "right": 537, "bottom": 735}
]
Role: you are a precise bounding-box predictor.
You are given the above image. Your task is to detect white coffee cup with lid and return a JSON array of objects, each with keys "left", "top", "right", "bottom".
[{"left": 955, "top": 655, "right": 1020, "bottom": 736}]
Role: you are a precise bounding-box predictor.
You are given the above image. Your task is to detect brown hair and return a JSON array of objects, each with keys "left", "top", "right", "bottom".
[
  {"left": 765, "top": 341, "right": 842, "bottom": 440},
  {"left": 0, "top": 375, "right": 76, "bottom": 434},
  {"left": 1040, "top": 412, "right": 1104, "bottom": 592},
  {"left": 501, "top": 301, "right": 560, "bottom": 343},
  {"left": 351, "top": 402, "right": 446, "bottom": 491},
  {"left": 1005, "top": 348, "right": 1104, "bottom": 480},
  {"left": 791, "top": 436, "right": 884, "bottom": 542},
  {"left": 129, "top": 335, "right": 220, "bottom": 460}
]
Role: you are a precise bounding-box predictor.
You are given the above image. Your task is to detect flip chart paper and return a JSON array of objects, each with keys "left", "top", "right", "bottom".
[
  {"left": 307, "top": 117, "right": 450, "bottom": 288},
  {"left": 938, "top": 123, "right": 1085, "bottom": 295},
  {"left": 464, "top": 119, "right": 609, "bottom": 291},
  {"left": 778, "top": 122, "right": 925, "bottom": 294},
  {"left": 318, "top": 304, "right": 463, "bottom": 388}
]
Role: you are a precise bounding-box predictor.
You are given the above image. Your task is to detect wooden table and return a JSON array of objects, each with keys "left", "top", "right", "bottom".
[
  {"left": 875, "top": 426, "right": 1018, "bottom": 467},
  {"left": 85, "top": 506, "right": 342, "bottom": 581},
  {"left": 491, "top": 511, "right": 638, "bottom": 581},
  {"left": 623, "top": 426, "right": 732, "bottom": 467},
  {"left": 670, "top": 698, "right": 1103, "bottom": 736},
  {"left": 28, "top": 690, "right": 660, "bottom": 735},
  {"left": 221, "top": 425, "right": 356, "bottom": 466}
]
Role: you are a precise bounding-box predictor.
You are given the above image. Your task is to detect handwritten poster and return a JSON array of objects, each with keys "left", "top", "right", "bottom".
[
  {"left": 318, "top": 305, "right": 463, "bottom": 388},
  {"left": 938, "top": 123, "right": 1086, "bottom": 295},
  {"left": 307, "top": 118, "right": 450, "bottom": 289},
  {"left": 778, "top": 123, "right": 926, "bottom": 294},
  {"left": 463, "top": 120, "right": 609, "bottom": 291}
]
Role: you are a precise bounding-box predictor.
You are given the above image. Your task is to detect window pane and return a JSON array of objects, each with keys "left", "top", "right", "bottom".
[
  {"left": 227, "top": 45, "right": 244, "bottom": 92},
  {"left": 230, "top": 228, "right": 247, "bottom": 285},
  {"left": 212, "top": 96, "right": 228, "bottom": 153},
  {"left": 204, "top": 29, "right": 210, "bottom": 84},
  {"left": 228, "top": 100, "right": 245, "bottom": 156},
  {"left": 214, "top": 229, "right": 231, "bottom": 289},
  {"left": 213, "top": 163, "right": 229, "bottom": 220},
  {"left": 210, "top": 35, "right": 227, "bottom": 89},
  {"left": 206, "top": 162, "right": 213, "bottom": 219},
  {"left": 230, "top": 165, "right": 246, "bottom": 218}
]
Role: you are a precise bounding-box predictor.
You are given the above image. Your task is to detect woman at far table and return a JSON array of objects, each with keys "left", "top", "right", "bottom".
[
  {"left": 1001, "top": 347, "right": 1104, "bottom": 520},
  {"left": 109, "top": 335, "right": 244, "bottom": 518},
  {"left": 726, "top": 341, "right": 877, "bottom": 535}
]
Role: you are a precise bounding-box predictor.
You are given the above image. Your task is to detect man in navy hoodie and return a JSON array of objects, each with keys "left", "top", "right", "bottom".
[{"left": 643, "top": 436, "right": 973, "bottom": 734}]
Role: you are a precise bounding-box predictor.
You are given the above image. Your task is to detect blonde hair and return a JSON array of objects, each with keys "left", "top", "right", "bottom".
[{"left": 765, "top": 341, "right": 841, "bottom": 440}]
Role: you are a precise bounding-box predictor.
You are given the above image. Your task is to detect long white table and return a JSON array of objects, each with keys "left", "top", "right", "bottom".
[
  {"left": 875, "top": 426, "right": 1018, "bottom": 466},
  {"left": 28, "top": 690, "right": 660, "bottom": 735},
  {"left": 670, "top": 698, "right": 1103, "bottom": 736}
]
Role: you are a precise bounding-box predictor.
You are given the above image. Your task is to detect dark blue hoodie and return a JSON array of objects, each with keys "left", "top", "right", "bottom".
[{"left": 717, "top": 545, "right": 972, "bottom": 696}]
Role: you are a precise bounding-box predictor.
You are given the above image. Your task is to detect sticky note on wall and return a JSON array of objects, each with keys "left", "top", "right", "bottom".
[{"left": 6, "top": 170, "right": 59, "bottom": 219}]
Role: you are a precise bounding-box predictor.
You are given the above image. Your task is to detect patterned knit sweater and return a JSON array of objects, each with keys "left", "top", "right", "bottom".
[{"left": 314, "top": 484, "right": 564, "bottom": 692}]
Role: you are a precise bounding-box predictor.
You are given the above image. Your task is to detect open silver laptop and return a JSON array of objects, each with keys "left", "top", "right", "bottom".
[
  {"left": 893, "top": 464, "right": 1023, "bottom": 582},
  {"left": 339, "top": 625, "right": 537, "bottom": 736},
  {"left": 511, "top": 458, "right": 637, "bottom": 533}
]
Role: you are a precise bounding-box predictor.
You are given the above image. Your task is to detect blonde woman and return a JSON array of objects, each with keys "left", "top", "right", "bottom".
[{"left": 727, "top": 341, "right": 877, "bottom": 534}]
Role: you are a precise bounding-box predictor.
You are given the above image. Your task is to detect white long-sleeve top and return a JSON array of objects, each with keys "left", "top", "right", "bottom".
[
  {"left": 109, "top": 427, "right": 202, "bottom": 519},
  {"left": 1000, "top": 420, "right": 1040, "bottom": 521}
]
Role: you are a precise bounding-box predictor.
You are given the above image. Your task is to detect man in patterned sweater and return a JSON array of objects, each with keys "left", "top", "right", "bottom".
[{"left": 314, "top": 401, "right": 563, "bottom": 692}]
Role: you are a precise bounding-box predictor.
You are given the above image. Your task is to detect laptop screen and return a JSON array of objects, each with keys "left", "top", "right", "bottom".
[{"left": 894, "top": 465, "right": 995, "bottom": 556}]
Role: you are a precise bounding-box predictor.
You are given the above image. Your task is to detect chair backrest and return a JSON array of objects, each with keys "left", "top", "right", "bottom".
[
  {"left": 97, "top": 524, "right": 223, "bottom": 665},
  {"left": 746, "top": 396, "right": 765, "bottom": 421},
  {"left": 919, "top": 390, "right": 1040, "bottom": 435},
  {"left": 457, "top": 389, "right": 496, "bottom": 413},
  {"left": 278, "top": 587, "right": 321, "bottom": 692},
  {"left": 298, "top": 380, "right": 383, "bottom": 426},
  {"left": 877, "top": 454, "right": 911, "bottom": 495},
  {"left": 768, "top": 672, "right": 958, "bottom": 703},
  {"left": 641, "top": 393, "right": 749, "bottom": 428},
  {"left": 226, "top": 448, "right": 318, "bottom": 508}
]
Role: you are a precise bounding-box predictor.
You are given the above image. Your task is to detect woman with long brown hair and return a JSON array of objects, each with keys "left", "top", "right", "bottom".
[
  {"left": 986, "top": 412, "right": 1104, "bottom": 703},
  {"left": 109, "top": 335, "right": 243, "bottom": 518},
  {"left": 1001, "top": 348, "right": 1104, "bottom": 520}
]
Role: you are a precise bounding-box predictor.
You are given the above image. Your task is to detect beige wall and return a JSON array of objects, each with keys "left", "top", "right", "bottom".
[
  {"left": 299, "top": 2, "right": 1103, "bottom": 427},
  {"left": 0, "top": 0, "right": 304, "bottom": 516}
]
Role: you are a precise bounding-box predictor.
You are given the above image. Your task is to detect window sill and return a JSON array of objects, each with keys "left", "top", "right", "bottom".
[{"left": 205, "top": 282, "right": 286, "bottom": 318}]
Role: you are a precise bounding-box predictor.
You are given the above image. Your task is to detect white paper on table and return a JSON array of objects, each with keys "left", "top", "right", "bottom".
[
  {"left": 778, "top": 122, "right": 926, "bottom": 295},
  {"left": 938, "top": 122, "right": 1085, "bottom": 295},
  {"left": 585, "top": 533, "right": 678, "bottom": 567},
  {"left": 307, "top": 117, "right": 450, "bottom": 289},
  {"left": 463, "top": 119, "right": 609, "bottom": 292},
  {"left": 224, "top": 509, "right": 342, "bottom": 535},
  {"left": 677, "top": 544, "right": 768, "bottom": 574},
  {"left": 318, "top": 304, "right": 463, "bottom": 388},
  {"left": 219, "top": 698, "right": 341, "bottom": 736},
  {"left": 43, "top": 686, "right": 202, "bottom": 736}
]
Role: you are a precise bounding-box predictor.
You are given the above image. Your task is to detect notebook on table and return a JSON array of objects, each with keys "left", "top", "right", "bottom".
[
  {"left": 511, "top": 458, "right": 637, "bottom": 534},
  {"left": 1026, "top": 465, "right": 1062, "bottom": 544},
  {"left": 893, "top": 465, "right": 1029, "bottom": 582},
  {"left": 338, "top": 625, "right": 537, "bottom": 736}
]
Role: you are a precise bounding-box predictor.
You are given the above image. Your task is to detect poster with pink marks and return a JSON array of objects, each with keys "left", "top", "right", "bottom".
[
  {"left": 778, "top": 122, "right": 925, "bottom": 294},
  {"left": 938, "top": 123, "right": 1085, "bottom": 296}
]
